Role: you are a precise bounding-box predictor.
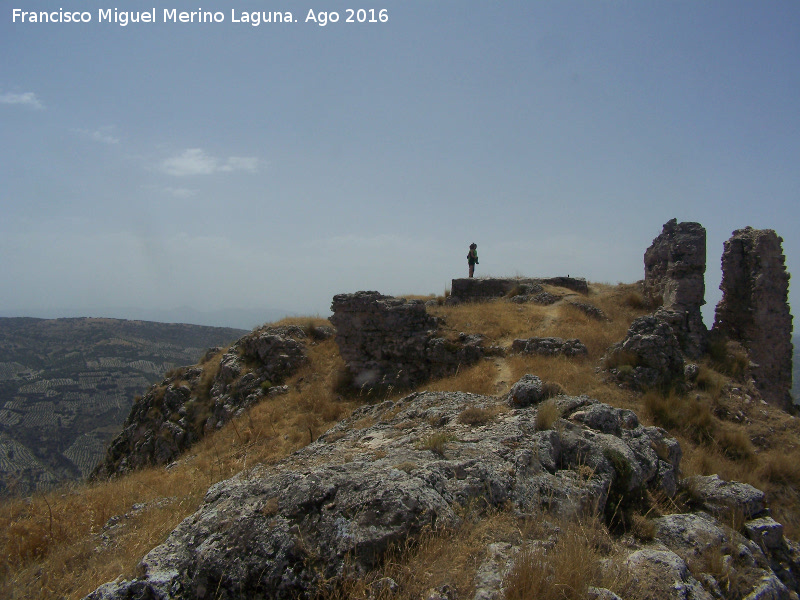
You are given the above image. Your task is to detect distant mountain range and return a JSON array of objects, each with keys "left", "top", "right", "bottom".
[
  {"left": 0, "top": 306, "right": 297, "bottom": 331},
  {"left": 0, "top": 317, "right": 246, "bottom": 495}
]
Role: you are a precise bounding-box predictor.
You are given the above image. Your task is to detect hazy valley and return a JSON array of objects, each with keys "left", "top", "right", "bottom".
[{"left": 0, "top": 318, "right": 245, "bottom": 495}]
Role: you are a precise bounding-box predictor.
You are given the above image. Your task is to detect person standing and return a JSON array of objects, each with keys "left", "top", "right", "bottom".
[{"left": 467, "top": 243, "right": 479, "bottom": 277}]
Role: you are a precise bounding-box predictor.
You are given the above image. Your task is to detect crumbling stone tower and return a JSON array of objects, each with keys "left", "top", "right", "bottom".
[
  {"left": 643, "top": 219, "right": 708, "bottom": 358},
  {"left": 714, "top": 227, "right": 794, "bottom": 411}
]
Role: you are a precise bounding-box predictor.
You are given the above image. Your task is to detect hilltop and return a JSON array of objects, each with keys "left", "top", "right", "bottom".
[
  {"left": 0, "top": 317, "right": 246, "bottom": 495},
  {"left": 1, "top": 221, "right": 796, "bottom": 600},
  {"left": 1, "top": 280, "right": 798, "bottom": 599}
]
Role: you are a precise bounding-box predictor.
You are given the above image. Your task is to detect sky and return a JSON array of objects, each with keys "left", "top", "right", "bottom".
[{"left": 1, "top": 1, "right": 798, "bottom": 329}]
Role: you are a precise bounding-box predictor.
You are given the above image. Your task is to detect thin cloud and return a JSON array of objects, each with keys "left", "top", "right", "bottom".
[
  {"left": 162, "top": 186, "right": 196, "bottom": 198},
  {"left": 0, "top": 91, "right": 44, "bottom": 109},
  {"left": 74, "top": 127, "right": 120, "bottom": 144},
  {"left": 221, "top": 156, "right": 259, "bottom": 172},
  {"left": 161, "top": 148, "right": 259, "bottom": 176}
]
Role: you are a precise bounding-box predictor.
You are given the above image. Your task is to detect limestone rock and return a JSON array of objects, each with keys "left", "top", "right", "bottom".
[
  {"left": 507, "top": 374, "right": 545, "bottom": 407},
  {"left": 84, "top": 379, "right": 684, "bottom": 599},
  {"left": 568, "top": 300, "right": 609, "bottom": 321},
  {"left": 84, "top": 377, "right": 800, "bottom": 600},
  {"left": 603, "top": 313, "right": 685, "bottom": 390},
  {"left": 685, "top": 474, "right": 766, "bottom": 519},
  {"left": 713, "top": 227, "right": 794, "bottom": 411},
  {"left": 625, "top": 549, "right": 714, "bottom": 600},
  {"left": 92, "top": 326, "right": 309, "bottom": 478}
]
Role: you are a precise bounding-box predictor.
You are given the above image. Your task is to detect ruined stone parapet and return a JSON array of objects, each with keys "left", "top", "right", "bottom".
[
  {"left": 449, "top": 276, "right": 588, "bottom": 302},
  {"left": 713, "top": 227, "right": 794, "bottom": 411},
  {"left": 643, "top": 219, "right": 708, "bottom": 357},
  {"left": 330, "top": 291, "right": 482, "bottom": 390},
  {"left": 511, "top": 337, "right": 588, "bottom": 357}
]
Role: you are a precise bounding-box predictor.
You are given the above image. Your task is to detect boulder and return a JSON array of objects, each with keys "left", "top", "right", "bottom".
[
  {"left": 603, "top": 313, "right": 685, "bottom": 390},
  {"left": 684, "top": 474, "right": 766, "bottom": 519}
]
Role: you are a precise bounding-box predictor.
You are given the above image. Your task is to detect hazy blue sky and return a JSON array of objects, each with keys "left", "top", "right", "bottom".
[{"left": 1, "top": 1, "right": 798, "bottom": 327}]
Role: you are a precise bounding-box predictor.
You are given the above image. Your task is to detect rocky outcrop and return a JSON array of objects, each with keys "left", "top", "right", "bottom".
[
  {"left": 84, "top": 379, "right": 800, "bottom": 600},
  {"left": 92, "top": 326, "right": 309, "bottom": 478},
  {"left": 643, "top": 219, "right": 708, "bottom": 357},
  {"left": 603, "top": 313, "right": 685, "bottom": 390},
  {"left": 329, "top": 291, "right": 483, "bottom": 390},
  {"left": 714, "top": 227, "right": 794, "bottom": 411},
  {"left": 449, "top": 276, "right": 588, "bottom": 303},
  {"left": 511, "top": 337, "right": 588, "bottom": 357}
]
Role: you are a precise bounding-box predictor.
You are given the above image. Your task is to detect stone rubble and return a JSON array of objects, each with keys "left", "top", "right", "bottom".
[
  {"left": 603, "top": 313, "right": 686, "bottom": 391},
  {"left": 511, "top": 336, "right": 589, "bottom": 358}
]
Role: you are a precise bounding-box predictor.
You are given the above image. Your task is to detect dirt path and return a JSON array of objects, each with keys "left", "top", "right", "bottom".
[
  {"left": 491, "top": 297, "right": 576, "bottom": 394},
  {"left": 492, "top": 356, "right": 513, "bottom": 394}
]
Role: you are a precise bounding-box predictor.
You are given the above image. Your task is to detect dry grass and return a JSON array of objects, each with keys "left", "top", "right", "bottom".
[
  {"left": 535, "top": 399, "right": 561, "bottom": 431},
  {"left": 316, "top": 507, "right": 523, "bottom": 600},
  {"left": 425, "top": 359, "right": 499, "bottom": 396},
  {"left": 458, "top": 405, "right": 498, "bottom": 426},
  {"left": 428, "top": 283, "right": 646, "bottom": 357},
  {"left": 416, "top": 432, "right": 455, "bottom": 456},
  {"left": 504, "top": 515, "right": 630, "bottom": 600}
]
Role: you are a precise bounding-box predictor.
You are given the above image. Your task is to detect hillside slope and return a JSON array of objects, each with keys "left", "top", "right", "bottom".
[
  {"left": 2, "top": 285, "right": 799, "bottom": 600},
  {"left": 0, "top": 318, "right": 246, "bottom": 494}
]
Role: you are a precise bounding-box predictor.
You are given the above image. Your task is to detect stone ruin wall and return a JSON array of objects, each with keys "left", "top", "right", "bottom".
[
  {"left": 330, "top": 291, "right": 482, "bottom": 390},
  {"left": 612, "top": 219, "right": 794, "bottom": 408},
  {"left": 450, "top": 276, "right": 588, "bottom": 302},
  {"left": 714, "top": 227, "right": 794, "bottom": 411},
  {"left": 643, "top": 218, "right": 708, "bottom": 358}
]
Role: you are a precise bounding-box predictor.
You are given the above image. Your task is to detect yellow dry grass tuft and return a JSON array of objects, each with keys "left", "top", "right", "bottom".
[
  {"left": 504, "top": 515, "right": 629, "bottom": 600},
  {"left": 534, "top": 399, "right": 561, "bottom": 431},
  {"left": 425, "top": 359, "right": 499, "bottom": 396}
]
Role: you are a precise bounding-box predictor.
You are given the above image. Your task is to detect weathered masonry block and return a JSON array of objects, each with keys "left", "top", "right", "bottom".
[{"left": 330, "top": 291, "right": 482, "bottom": 390}]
